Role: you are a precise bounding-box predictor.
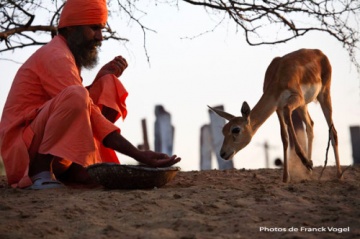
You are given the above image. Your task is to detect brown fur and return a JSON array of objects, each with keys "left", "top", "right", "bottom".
[{"left": 209, "top": 49, "right": 342, "bottom": 182}]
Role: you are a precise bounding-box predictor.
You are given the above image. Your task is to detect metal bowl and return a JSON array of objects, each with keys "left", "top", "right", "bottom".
[{"left": 86, "top": 163, "right": 180, "bottom": 189}]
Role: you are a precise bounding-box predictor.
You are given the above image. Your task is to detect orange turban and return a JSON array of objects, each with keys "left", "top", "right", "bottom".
[{"left": 58, "top": 0, "right": 108, "bottom": 28}]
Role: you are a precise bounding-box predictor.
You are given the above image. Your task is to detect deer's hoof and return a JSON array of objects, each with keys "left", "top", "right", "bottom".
[
  {"left": 304, "top": 159, "right": 313, "bottom": 171},
  {"left": 282, "top": 172, "right": 290, "bottom": 183},
  {"left": 337, "top": 171, "right": 344, "bottom": 181}
]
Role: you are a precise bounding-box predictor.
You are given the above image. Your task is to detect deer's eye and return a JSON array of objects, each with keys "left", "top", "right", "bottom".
[{"left": 231, "top": 127, "right": 240, "bottom": 134}]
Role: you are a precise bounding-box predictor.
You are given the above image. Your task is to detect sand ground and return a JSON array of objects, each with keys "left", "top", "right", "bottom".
[{"left": 0, "top": 165, "right": 359, "bottom": 239}]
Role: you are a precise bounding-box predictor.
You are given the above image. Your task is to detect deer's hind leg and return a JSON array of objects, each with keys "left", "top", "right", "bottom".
[
  {"left": 317, "top": 89, "right": 342, "bottom": 179},
  {"left": 295, "top": 105, "right": 314, "bottom": 163}
]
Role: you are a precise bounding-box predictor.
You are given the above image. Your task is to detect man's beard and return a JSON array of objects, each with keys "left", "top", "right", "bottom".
[{"left": 66, "top": 27, "right": 101, "bottom": 69}]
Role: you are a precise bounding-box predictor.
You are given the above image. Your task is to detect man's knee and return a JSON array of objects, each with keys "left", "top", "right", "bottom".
[{"left": 62, "top": 85, "right": 90, "bottom": 111}]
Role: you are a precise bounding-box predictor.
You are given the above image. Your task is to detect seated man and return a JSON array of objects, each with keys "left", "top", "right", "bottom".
[{"left": 0, "top": 0, "right": 180, "bottom": 189}]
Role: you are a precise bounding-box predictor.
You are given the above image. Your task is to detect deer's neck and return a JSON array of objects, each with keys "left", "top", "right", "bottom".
[{"left": 249, "top": 93, "right": 278, "bottom": 134}]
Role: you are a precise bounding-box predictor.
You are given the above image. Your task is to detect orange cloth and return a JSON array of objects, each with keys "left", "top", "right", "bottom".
[
  {"left": 58, "top": 0, "right": 108, "bottom": 28},
  {"left": 0, "top": 35, "right": 128, "bottom": 188}
]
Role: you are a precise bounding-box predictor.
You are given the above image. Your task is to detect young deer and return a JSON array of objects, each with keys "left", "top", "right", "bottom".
[{"left": 209, "top": 49, "right": 342, "bottom": 182}]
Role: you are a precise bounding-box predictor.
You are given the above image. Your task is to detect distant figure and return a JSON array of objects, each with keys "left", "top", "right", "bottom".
[
  {"left": 209, "top": 106, "right": 234, "bottom": 170},
  {"left": 154, "top": 105, "right": 174, "bottom": 156},
  {"left": 200, "top": 105, "right": 234, "bottom": 170},
  {"left": 200, "top": 124, "right": 212, "bottom": 170},
  {"left": 350, "top": 126, "right": 360, "bottom": 165}
]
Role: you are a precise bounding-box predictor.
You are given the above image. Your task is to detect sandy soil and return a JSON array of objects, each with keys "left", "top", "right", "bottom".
[{"left": 0, "top": 165, "right": 359, "bottom": 239}]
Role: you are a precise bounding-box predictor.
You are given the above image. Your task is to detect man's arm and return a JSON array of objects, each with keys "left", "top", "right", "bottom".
[{"left": 103, "top": 131, "right": 181, "bottom": 167}]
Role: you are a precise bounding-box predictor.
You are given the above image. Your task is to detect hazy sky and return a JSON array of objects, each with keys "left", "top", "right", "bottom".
[{"left": 1, "top": 2, "right": 359, "bottom": 172}]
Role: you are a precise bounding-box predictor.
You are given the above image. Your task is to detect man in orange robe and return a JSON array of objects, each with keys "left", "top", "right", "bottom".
[{"left": 0, "top": 0, "right": 180, "bottom": 189}]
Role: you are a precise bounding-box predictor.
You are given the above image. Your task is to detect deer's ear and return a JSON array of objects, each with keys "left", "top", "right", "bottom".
[
  {"left": 208, "top": 105, "right": 235, "bottom": 121},
  {"left": 241, "top": 101, "right": 251, "bottom": 119}
]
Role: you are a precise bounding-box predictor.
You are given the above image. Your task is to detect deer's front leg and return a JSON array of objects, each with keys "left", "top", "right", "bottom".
[
  {"left": 277, "top": 111, "right": 290, "bottom": 183},
  {"left": 284, "top": 100, "right": 313, "bottom": 171}
]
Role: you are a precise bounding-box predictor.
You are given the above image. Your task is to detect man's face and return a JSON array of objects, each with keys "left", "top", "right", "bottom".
[{"left": 66, "top": 24, "right": 104, "bottom": 69}]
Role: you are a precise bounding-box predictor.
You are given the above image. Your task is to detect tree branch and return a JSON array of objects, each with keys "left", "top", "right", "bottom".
[
  {"left": 0, "top": 25, "right": 57, "bottom": 42},
  {"left": 181, "top": 0, "right": 360, "bottom": 71},
  {"left": 1, "top": 0, "right": 359, "bottom": 71}
]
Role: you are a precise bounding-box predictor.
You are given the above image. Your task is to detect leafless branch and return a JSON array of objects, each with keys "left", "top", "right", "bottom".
[
  {"left": 0, "top": 0, "right": 129, "bottom": 54},
  {"left": 182, "top": 0, "right": 360, "bottom": 71},
  {"left": 115, "top": 0, "right": 157, "bottom": 64},
  {"left": 0, "top": 0, "right": 359, "bottom": 70}
]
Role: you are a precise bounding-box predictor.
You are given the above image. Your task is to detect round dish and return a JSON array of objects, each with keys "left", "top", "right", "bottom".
[{"left": 86, "top": 163, "right": 180, "bottom": 189}]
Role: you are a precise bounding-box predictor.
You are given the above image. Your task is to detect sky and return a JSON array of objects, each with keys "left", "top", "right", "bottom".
[{"left": 1, "top": 2, "right": 359, "bottom": 172}]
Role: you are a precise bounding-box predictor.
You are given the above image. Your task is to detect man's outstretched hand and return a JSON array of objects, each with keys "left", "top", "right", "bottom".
[
  {"left": 138, "top": 151, "right": 181, "bottom": 168},
  {"left": 95, "top": 56, "right": 128, "bottom": 80},
  {"left": 103, "top": 131, "right": 181, "bottom": 168}
]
